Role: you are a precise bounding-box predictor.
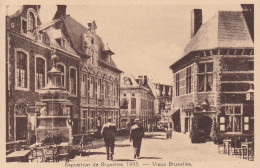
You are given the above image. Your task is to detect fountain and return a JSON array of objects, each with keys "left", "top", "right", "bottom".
[{"left": 36, "top": 52, "right": 72, "bottom": 144}]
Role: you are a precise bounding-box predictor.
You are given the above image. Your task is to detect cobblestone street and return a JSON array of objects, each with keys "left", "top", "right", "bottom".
[{"left": 62, "top": 132, "right": 255, "bottom": 168}]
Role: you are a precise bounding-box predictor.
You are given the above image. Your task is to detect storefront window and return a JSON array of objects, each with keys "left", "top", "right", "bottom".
[{"left": 221, "top": 105, "right": 242, "bottom": 132}]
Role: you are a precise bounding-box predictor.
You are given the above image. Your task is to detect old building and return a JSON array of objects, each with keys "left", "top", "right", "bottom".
[
  {"left": 6, "top": 5, "right": 81, "bottom": 141},
  {"left": 150, "top": 83, "right": 173, "bottom": 128},
  {"left": 6, "top": 5, "right": 122, "bottom": 142},
  {"left": 170, "top": 6, "right": 254, "bottom": 138},
  {"left": 120, "top": 74, "right": 155, "bottom": 129},
  {"left": 48, "top": 5, "right": 122, "bottom": 134}
]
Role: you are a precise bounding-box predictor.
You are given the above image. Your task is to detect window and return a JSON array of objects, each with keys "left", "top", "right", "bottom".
[
  {"left": 22, "top": 19, "right": 27, "bottom": 33},
  {"left": 97, "top": 79, "right": 101, "bottom": 99},
  {"left": 131, "top": 98, "right": 136, "bottom": 109},
  {"left": 28, "top": 12, "right": 35, "bottom": 31},
  {"left": 81, "top": 74, "right": 87, "bottom": 97},
  {"left": 110, "top": 82, "right": 114, "bottom": 99},
  {"left": 221, "top": 105, "right": 242, "bottom": 132},
  {"left": 101, "top": 82, "right": 104, "bottom": 99},
  {"left": 248, "top": 61, "right": 254, "bottom": 71},
  {"left": 16, "top": 51, "right": 28, "bottom": 89},
  {"left": 69, "top": 68, "right": 77, "bottom": 95},
  {"left": 57, "top": 64, "right": 65, "bottom": 87},
  {"left": 198, "top": 62, "right": 213, "bottom": 92},
  {"left": 56, "top": 38, "right": 66, "bottom": 48},
  {"left": 90, "top": 76, "right": 94, "bottom": 98},
  {"left": 105, "top": 81, "right": 108, "bottom": 99},
  {"left": 115, "top": 84, "right": 119, "bottom": 100},
  {"left": 186, "top": 67, "right": 192, "bottom": 94},
  {"left": 35, "top": 57, "right": 45, "bottom": 90},
  {"left": 175, "top": 73, "right": 180, "bottom": 96},
  {"left": 120, "top": 98, "right": 128, "bottom": 109},
  {"left": 94, "top": 78, "right": 97, "bottom": 98}
]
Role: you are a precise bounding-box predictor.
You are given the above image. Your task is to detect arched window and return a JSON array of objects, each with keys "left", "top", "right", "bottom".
[
  {"left": 35, "top": 57, "right": 45, "bottom": 90},
  {"left": 69, "top": 68, "right": 77, "bottom": 95},
  {"left": 16, "top": 51, "right": 28, "bottom": 88},
  {"left": 28, "top": 12, "right": 35, "bottom": 32}
]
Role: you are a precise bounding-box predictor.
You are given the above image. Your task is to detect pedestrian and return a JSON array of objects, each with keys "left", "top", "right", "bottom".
[
  {"left": 130, "top": 119, "right": 144, "bottom": 159},
  {"left": 164, "top": 124, "right": 169, "bottom": 139},
  {"left": 101, "top": 117, "right": 117, "bottom": 160},
  {"left": 168, "top": 128, "right": 173, "bottom": 139}
]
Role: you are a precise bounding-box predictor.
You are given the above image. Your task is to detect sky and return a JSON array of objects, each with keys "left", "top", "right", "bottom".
[{"left": 7, "top": 2, "right": 242, "bottom": 85}]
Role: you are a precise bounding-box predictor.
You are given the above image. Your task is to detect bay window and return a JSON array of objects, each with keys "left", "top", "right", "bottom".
[{"left": 198, "top": 62, "right": 213, "bottom": 92}]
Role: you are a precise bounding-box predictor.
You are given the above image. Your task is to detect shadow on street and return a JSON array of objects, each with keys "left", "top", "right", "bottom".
[
  {"left": 140, "top": 156, "right": 162, "bottom": 159},
  {"left": 113, "top": 159, "right": 135, "bottom": 161}
]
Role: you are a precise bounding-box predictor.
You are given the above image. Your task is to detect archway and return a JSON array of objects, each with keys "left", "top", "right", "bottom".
[{"left": 197, "top": 116, "right": 212, "bottom": 140}]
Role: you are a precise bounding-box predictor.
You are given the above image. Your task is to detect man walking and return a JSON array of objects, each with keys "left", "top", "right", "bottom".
[
  {"left": 101, "top": 117, "right": 117, "bottom": 160},
  {"left": 130, "top": 119, "right": 144, "bottom": 159}
]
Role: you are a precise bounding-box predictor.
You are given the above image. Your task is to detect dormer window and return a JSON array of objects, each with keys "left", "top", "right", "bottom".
[
  {"left": 28, "top": 12, "right": 36, "bottom": 33},
  {"left": 56, "top": 38, "right": 66, "bottom": 48},
  {"left": 22, "top": 9, "right": 37, "bottom": 36}
]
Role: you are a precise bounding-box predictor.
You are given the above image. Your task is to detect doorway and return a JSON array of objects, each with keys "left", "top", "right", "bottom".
[
  {"left": 185, "top": 118, "right": 191, "bottom": 132},
  {"left": 16, "top": 117, "right": 27, "bottom": 140},
  {"left": 197, "top": 116, "right": 212, "bottom": 140}
]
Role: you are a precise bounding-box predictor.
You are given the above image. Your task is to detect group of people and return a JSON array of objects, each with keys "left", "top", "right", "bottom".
[{"left": 101, "top": 118, "right": 144, "bottom": 160}]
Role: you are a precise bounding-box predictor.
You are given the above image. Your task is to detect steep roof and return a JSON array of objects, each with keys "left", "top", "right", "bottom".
[
  {"left": 62, "top": 16, "right": 121, "bottom": 72},
  {"left": 184, "top": 11, "right": 253, "bottom": 55},
  {"left": 170, "top": 11, "right": 254, "bottom": 69}
]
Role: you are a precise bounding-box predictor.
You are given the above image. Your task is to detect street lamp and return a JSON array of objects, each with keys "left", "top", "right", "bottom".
[{"left": 246, "top": 84, "right": 254, "bottom": 101}]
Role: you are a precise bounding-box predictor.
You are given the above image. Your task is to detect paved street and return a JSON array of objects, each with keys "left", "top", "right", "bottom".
[{"left": 63, "top": 132, "right": 256, "bottom": 168}]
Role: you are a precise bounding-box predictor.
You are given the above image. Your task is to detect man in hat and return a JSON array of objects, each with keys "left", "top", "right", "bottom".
[
  {"left": 130, "top": 118, "right": 144, "bottom": 159},
  {"left": 101, "top": 117, "right": 117, "bottom": 160}
]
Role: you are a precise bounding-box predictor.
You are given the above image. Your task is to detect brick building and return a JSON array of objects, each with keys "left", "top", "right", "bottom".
[
  {"left": 169, "top": 6, "right": 254, "bottom": 138},
  {"left": 6, "top": 5, "right": 122, "bottom": 142},
  {"left": 120, "top": 74, "right": 155, "bottom": 129}
]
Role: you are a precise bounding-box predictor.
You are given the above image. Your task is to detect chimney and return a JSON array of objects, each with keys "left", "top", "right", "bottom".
[
  {"left": 241, "top": 4, "right": 254, "bottom": 41},
  {"left": 53, "top": 5, "right": 67, "bottom": 20},
  {"left": 143, "top": 76, "right": 148, "bottom": 86},
  {"left": 137, "top": 75, "right": 143, "bottom": 85},
  {"left": 191, "top": 9, "right": 202, "bottom": 38}
]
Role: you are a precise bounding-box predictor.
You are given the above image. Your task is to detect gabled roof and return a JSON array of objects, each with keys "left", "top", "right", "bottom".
[{"left": 170, "top": 11, "right": 254, "bottom": 69}]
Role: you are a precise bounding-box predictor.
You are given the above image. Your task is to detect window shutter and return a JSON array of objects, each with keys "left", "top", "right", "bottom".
[
  {"left": 243, "top": 116, "right": 249, "bottom": 131},
  {"left": 219, "top": 116, "right": 225, "bottom": 131}
]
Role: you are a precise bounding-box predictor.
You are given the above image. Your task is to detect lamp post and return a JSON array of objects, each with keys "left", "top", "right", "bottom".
[{"left": 246, "top": 84, "right": 254, "bottom": 101}]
